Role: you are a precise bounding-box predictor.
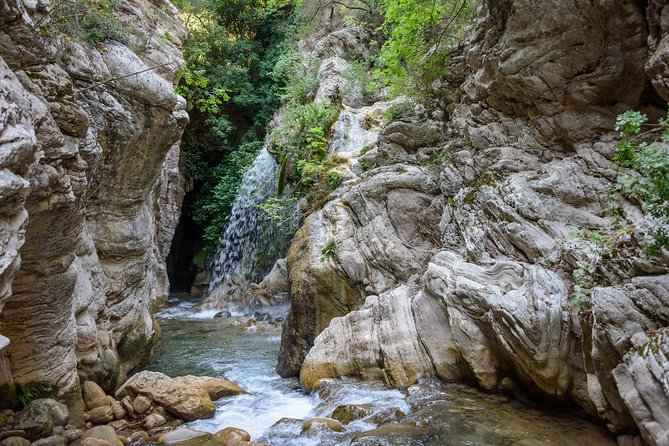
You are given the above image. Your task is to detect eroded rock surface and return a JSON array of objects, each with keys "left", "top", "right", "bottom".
[
  {"left": 280, "top": 0, "right": 669, "bottom": 444},
  {"left": 0, "top": 0, "right": 187, "bottom": 405}
]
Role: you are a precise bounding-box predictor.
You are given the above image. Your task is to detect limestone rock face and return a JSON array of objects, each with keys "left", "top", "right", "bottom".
[
  {"left": 0, "top": 0, "right": 187, "bottom": 404},
  {"left": 281, "top": 0, "right": 669, "bottom": 444}
]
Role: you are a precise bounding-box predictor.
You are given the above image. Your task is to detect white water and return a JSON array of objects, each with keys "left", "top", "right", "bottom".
[
  {"left": 329, "top": 108, "right": 378, "bottom": 154},
  {"left": 207, "top": 147, "right": 279, "bottom": 297}
]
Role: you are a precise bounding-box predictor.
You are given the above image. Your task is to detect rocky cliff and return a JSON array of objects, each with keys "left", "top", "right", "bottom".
[
  {"left": 278, "top": 0, "right": 669, "bottom": 444},
  {"left": 0, "top": 0, "right": 187, "bottom": 409}
]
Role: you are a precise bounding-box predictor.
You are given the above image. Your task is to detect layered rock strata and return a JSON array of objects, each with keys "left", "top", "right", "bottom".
[
  {"left": 279, "top": 0, "right": 669, "bottom": 444},
  {"left": 0, "top": 0, "right": 187, "bottom": 406}
]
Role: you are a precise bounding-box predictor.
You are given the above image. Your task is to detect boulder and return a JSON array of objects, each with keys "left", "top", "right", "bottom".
[
  {"left": 86, "top": 406, "right": 114, "bottom": 425},
  {"left": 144, "top": 413, "right": 167, "bottom": 429},
  {"left": 132, "top": 396, "right": 152, "bottom": 415},
  {"left": 36, "top": 399, "right": 69, "bottom": 427},
  {"left": 301, "top": 418, "right": 343, "bottom": 433},
  {"left": 31, "top": 436, "right": 65, "bottom": 446},
  {"left": 82, "top": 382, "right": 109, "bottom": 411},
  {"left": 116, "top": 372, "right": 215, "bottom": 420},
  {"left": 172, "top": 376, "right": 247, "bottom": 400},
  {"left": 80, "top": 426, "right": 123, "bottom": 446},
  {"left": 110, "top": 401, "right": 126, "bottom": 420},
  {"left": 156, "top": 428, "right": 211, "bottom": 446},
  {"left": 17, "top": 400, "right": 54, "bottom": 441},
  {"left": 80, "top": 439, "right": 112, "bottom": 446},
  {"left": 0, "top": 438, "right": 30, "bottom": 446},
  {"left": 331, "top": 404, "right": 372, "bottom": 424},
  {"left": 211, "top": 427, "right": 251, "bottom": 444}
]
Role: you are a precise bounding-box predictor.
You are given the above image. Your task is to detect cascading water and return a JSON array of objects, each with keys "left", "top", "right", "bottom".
[
  {"left": 204, "top": 147, "right": 282, "bottom": 308},
  {"left": 329, "top": 107, "right": 379, "bottom": 154}
]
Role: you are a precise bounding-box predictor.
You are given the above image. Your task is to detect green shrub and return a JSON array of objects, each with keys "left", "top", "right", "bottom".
[
  {"left": 15, "top": 381, "right": 53, "bottom": 409},
  {"left": 44, "top": 0, "right": 128, "bottom": 46},
  {"left": 613, "top": 109, "right": 669, "bottom": 256}
]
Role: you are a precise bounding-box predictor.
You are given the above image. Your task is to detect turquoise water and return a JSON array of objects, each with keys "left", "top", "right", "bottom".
[{"left": 147, "top": 296, "right": 616, "bottom": 445}]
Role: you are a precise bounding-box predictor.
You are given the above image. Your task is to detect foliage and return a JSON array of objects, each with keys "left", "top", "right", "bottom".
[
  {"left": 174, "top": 0, "right": 299, "bottom": 255},
  {"left": 385, "top": 99, "right": 413, "bottom": 122},
  {"left": 565, "top": 108, "right": 669, "bottom": 311},
  {"left": 271, "top": 100, "right": 340, "bottom": 190},
  {"left": 14, "top": 381, "right": 53, "bottom": 409},
  {"left": 612, "top": 109, "right": 669, "bottom": 256},
  {"left": 188, "top": 140, "right": 263, "bottom": 255},
  {"left": 43, "top": 0, "right": 127, "bottom": 46},
  {"left": 565, "top": 227, "right": 632, "bottom": 312},
  {"left": 321, "top": 238, "right": 337, "bottom": 260},
  {"left": 374, "top": 0, "right": 474, "bottom": 95}
]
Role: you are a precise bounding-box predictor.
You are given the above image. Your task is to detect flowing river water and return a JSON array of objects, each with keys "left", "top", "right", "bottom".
[{"left": 147, "top": 295, "right": 617, "bottom": 446}]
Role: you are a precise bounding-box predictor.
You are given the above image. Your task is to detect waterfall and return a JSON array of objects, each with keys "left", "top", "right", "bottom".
[
  {"left": 329, "top": 108, "right": 378, "bottom": 154},
  {"left": 205, "top": 147, "right": 281, "bottom": 307}
]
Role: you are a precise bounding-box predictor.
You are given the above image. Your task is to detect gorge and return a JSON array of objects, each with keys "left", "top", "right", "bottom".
[{"left": 1, "top": 0, "right": 668, "bottom": 445}]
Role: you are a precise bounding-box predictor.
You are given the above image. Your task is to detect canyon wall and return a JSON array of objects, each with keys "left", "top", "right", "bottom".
[
  {"left": 0, "top": 0, "right": 187, "bottom": 407},
  {"left": 278, "top": 0, "right": 669, "bottom": 444}
]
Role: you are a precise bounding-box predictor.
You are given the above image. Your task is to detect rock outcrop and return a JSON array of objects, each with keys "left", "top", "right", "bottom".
[
  {"left": 279, "top": 0, "right": 669, "bottom": 444},
  {"left": 0, "top": 0, "right": 187, "bottom": 407}
]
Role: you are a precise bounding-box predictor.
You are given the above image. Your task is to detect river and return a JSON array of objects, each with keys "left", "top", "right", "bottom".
[{"left": 147, "top": 295, "right": 616, "bottom": 446}]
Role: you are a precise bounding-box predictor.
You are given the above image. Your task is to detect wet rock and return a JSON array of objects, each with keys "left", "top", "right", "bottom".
[
  {"left": 17, "top": 400, "right": 54, "bottom": 441},
  {"left": 31, "top": 436, "right": 65, "bottom": 446},
  {"left": 367, "top": 407, "right": 405, "bottom": 425},
  {"left": 144, "top": 413, "right": 167, "bottom": 429},
  {"left": 301, "top": 418, "right": 344, "bottom": 433},
  {"left": 116, "top": 372, "right": 214, "bottom": 421},
  {"left": 0, "top": 438, "right": 30, "bottom": 446},
  {"left": 80, "top": 425, "right": 123, "bottom": 446},
  {"left": 172, "top": 376, "right": 247, "bottom": 400},
  {"left": 132, "top": 396, "right": 152, "bottom": 415},
  {"left": 213, "top": 312, "right": 231, "bottom": 319},
  {"left": 156, "top": 428, "right": 211, "bottom": 446},
  {"left": 127, "top": 431, "right": 150, "bottom": 444},
  {"left": 211, "top": 427, "right": 251, "bottom": 444},
  {"left": 351, "top": 422, "right": 429, "bottom": 442},
  {"left": 331, "top": 404, "right": 373, "bottom": 424},
  {"left": 86, "top": 406, "right": 114, "bottom": 425},
  {"left": 83, "top": 382, "right": 109, "bottom": 411}
]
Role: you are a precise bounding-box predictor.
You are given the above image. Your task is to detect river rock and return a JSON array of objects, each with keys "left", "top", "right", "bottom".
[
  {"left": 156, "top": 428, "right": 211, "bottom": 446},
  {"left": 120, "top": 397, "right": 135, "bottom": 416},
  {"left": 331, "top": 404, "right": 372, "bottom": 424},
  {"left": 301, "top": 418, "right": 344, "bottom": 433},
  {"left": 31, "top": 436, "right": 65, "bottom": 446},
  {"left": 82, "top": 382, "right": 109, "bottom": 411},
  {"left": 127, "top": 431, "right": 150, "bottom": 444},
  {"left": 368, "top": 407, "right": 406, "bottom": 425},
  {"left": 116, "top": 372, "right": 214, "bottom": 420},
  {"left": 144, "top": 413, "right": 167, "bottom": 429},
  {"left": 110, "top": 401, "right": 126, "bottom": 420},
  {"left": 86, "top": 406, "right": 114, "bottom": 425},
  {"left": 80, "top": 426, "right": 123, "bottom": 446},
  {"left": 35, "top": 399, "right": 69, "bottom": 428},
  {"left": 62, "top": 428, "right": 83, "bottom": 443},
  {"left": 80, "top": 439, "right": 112, "bottom": 446},
  {"left": 0, "top": 438, "right": 30, "bottom": 446},
  {"left": 211, "top": 427, "right": 251, "bottom": 444},
  {"left": 172, "top": 376, "right": 247, "bottom": 400},
  {"left": 132, "top": 396, "right": 152, "bottom": 415},
  {"left": 17, "top": 400, "right": 54, "bottom": 441}
]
